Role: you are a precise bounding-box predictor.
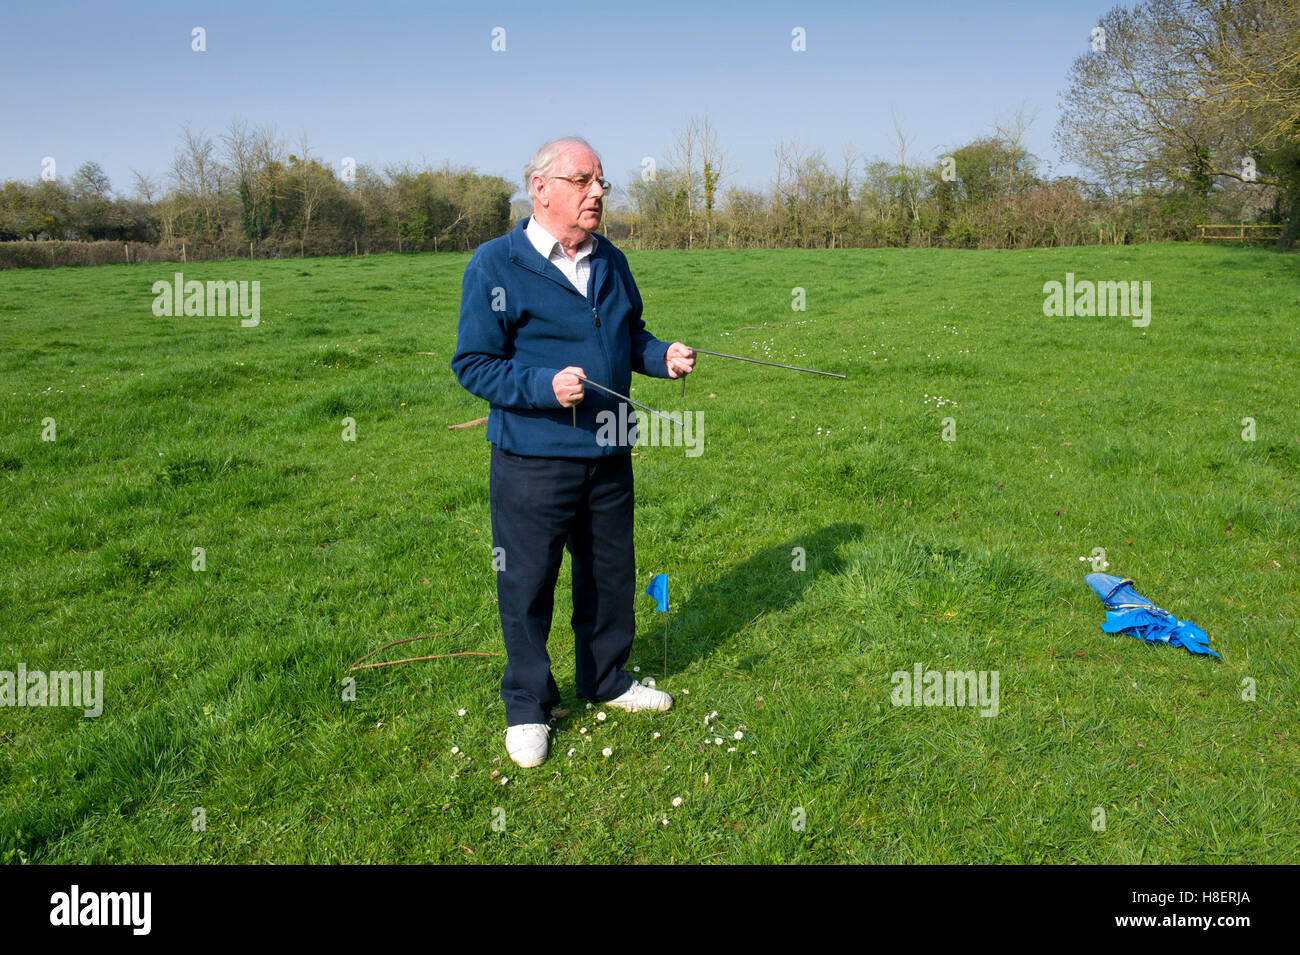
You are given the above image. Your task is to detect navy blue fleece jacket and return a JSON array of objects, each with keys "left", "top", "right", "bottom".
[{"left": 451, "top": 217, "right": 673, "bottom": 458}]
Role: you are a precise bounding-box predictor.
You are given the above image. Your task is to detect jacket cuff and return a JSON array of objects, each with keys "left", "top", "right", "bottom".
[
  {"left": 644, "top": 340, "right": 673, "bottom": 379},
  {"left": 532, "top": 366, "right": 563, "bottom": 408}
]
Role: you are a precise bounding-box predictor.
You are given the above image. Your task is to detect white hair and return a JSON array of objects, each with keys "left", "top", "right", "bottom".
[{"left": 523, "top": 137, "right": 601, "bottom": 197}]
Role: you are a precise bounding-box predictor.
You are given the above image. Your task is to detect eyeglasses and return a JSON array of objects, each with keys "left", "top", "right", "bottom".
[{"left": 547, "top": 173, "right": 611, "bottom": 193}]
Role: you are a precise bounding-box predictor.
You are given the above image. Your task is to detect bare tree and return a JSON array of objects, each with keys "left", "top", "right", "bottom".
[
  {"left": 289, "top": 132, "right": 330, "bottom": 253},
  {"left": 1198, "top": 0, "right": 1299, "bottom": 148},
  {"left": 1196, "top": 0, "right": 1300, "bottom": 246},
  {"left": 223, "top": 118, "right": 286, "bottom": 244},
  {"left": 831, "top": 142, "right": 858, "bottom": 248},
  {"left": 1053, "top": 0, "right": 1287, "bottom": 238},
  {"left": 771, "top": 138, "right": 806, "bottom": 245},
  {"left": 891, "top": 112, "right": 923, "bottom": 243},
  {"left": 667, "top": 119, "right": 698, "bottom": 248},
  {"left": 170, "top": 125, "right": 224, "bottom": 240},
  {"left": 697, "top": 116, "right": 732, "bottom": 248},
  {"left": 662, "top": 116, "right": 733, "bottom": 249},
  {"left": 994, "top": 104, "right": 1040, "bottom": 201},
  {"left": 772, "top": 138, "right": 840, "bottom": 247},
  {"left": 130, "top": 169, "right": 158, "bottom": 203}
]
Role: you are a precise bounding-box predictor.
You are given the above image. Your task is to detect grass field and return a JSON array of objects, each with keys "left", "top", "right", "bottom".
[{"left": 1, "top": 242, "right": 1297, "bottom": 863}]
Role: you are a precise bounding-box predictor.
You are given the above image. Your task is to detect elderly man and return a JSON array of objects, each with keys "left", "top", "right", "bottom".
[{"left": 451, "top": 136, "right": 695, "bottom": 768}]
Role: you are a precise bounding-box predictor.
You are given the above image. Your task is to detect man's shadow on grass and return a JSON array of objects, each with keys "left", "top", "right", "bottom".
[{"left": 631, "top": 521, "right": 863, "bottom": 686}]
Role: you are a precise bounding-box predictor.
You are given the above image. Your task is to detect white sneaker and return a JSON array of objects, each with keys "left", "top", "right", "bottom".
[
  {"left": 505, "top": 723, "right": 551, "bottom": 768},
  {"left": 604, "top": 679, "right": 673, "bottom": 713}
]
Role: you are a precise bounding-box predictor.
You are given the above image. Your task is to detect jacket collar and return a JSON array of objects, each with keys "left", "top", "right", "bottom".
[
  {"left": 523, "top": 215, "right": 598, "bottom": 263},
  {"left": 508, "top": 216, "right": 608, "bottom": 300}
]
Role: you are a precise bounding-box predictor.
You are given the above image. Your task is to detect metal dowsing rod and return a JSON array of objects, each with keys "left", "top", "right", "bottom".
[
  {"left": 574, "top": 375, "right": 685, "bottom": 429},
  {"left": 678, "top": 345, "right": 847, "bottom": 396},
  {"left": 687, "top": 347, "right": 847, "bottom": 378}
]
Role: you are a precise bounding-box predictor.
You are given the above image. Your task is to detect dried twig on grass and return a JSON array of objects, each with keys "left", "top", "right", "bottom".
[
  {"left": 349, "top": 632, "right": 501, "bottom": 671},
  {"left": 446, "top": 417, "right": 488, "bottom": 430}
]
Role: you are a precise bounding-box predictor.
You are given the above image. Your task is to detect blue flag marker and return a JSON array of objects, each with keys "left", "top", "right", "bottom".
[
  {"left": 1085, "top": 573, "right": 1221, "bottom": 658},
  {"left": 645, "top": 573, "right": 668, "bottom": 612},
  {"left": 645, "top": 573, "right": 669, "bottom": 676}
]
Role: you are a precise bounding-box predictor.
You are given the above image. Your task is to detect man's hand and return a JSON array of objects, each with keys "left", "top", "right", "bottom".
[
  {"left": 553, "top": 366, "right": 586, "bottom": 407},
  {"left": 666, "top": 343, "right": 695, "bottom": 379}
]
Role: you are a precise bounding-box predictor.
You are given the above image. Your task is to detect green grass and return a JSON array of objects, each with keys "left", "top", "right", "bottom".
[{"left": 1, "top": 242, "right": 1297, "bottom": 863}]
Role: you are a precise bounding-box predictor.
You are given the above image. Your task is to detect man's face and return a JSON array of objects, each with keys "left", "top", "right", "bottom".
[{"left": 540, "top": 147, "right": 605, "bottom": 234}]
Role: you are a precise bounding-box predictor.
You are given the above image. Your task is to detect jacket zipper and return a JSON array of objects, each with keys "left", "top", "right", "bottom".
[
  {"left": 511, "top": 245, "right": 612, "bottom": 390},
  {"left": 592, "top": 305, "right": 612, "bottom": 390}
]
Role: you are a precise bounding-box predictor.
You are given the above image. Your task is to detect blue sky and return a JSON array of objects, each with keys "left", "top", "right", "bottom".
[{"left": 1, "top": 0, "right": 1110, "bottom": 200}]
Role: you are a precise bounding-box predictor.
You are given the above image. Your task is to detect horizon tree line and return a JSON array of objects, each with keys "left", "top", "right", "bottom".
[{"left": 2, "top": 0, "right": 1295, "bottom": 263}]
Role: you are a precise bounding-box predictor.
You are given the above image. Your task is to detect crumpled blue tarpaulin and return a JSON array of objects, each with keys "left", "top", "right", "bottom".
[{"left": 1084, "top": 573, "right": 1221, "bottom": 658}]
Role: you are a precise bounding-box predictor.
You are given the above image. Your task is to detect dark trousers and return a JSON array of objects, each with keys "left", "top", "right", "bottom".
[{"left": 490, "top": 445, "right": 637, "bottom": 725}]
